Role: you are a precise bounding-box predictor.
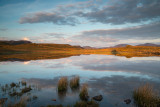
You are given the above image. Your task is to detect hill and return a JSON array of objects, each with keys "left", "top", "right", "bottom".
[
  {"left": 0, "top": 41, "right": 160, "bottom": 61},
  {"left": 137, "top": 43, "right": 160, "bottom": 47},
  {"left": 0, "top": 40, "right": 32, "bottom": 45}
]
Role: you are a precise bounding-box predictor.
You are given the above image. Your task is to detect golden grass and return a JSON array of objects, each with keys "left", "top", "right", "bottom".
[
  {"left": 133, "top": 84, "right": 160, "bottom": 107},
  {"left": 0, "top": 43, "right": 160, "bottom": 61},
  {"left": 70, "top": 76, "right": 80, "bottom": 89},
  {"left": 58, "top": 77, "right": 68, "bottom": 92},
  {"left": 79, "top": 84, "right": 88, "bottom": 101},
  {"left": 112, "top": 45, "right": 160, "bottom": 57}
]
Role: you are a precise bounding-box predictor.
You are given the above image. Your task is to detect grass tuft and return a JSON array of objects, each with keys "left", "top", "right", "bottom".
[
  {"left": 133, "top": 84, "right": 160, "bottom": 107},
  {"left": 79, "top": 84, "right": 88, "bottom": 101},
  {"left": 58, "top": 77, "right": 68, "bottom": 92},
  {"left": 8, "top": 97, "right": 27, "bottom": 107},
  {"left": 47, "top": 104, "right": 63, "bottom": 107},
  {"left": 70, "top": 76, "right": 80, "bottom": 89},
  {"left": 74, "top": 100, "right": 99, "bottom": 107}
]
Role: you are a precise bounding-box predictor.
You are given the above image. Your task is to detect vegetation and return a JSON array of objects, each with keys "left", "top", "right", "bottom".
[
  {"left": 133, "top": 84, "right": 160, "bottom": 107},
  {"left": 58, "top": 77, "right": 68, "bottom": 92},
  {"left": 8, "top": 98, "right": 26, "bottom": 107},
  {"left": 111, "top": 49, "right": 118, "bottom": 55},
  {"left": 74, "top": 100, "right": 99, "bottom": 107},
  {"left": 70, "top": 76, "right": 80, "bottom": 89},
  {"left": 79, "top": 84, "right": 89, "bottom": 101},
  {"left": 111, "top": 45, "right": 160, "bottom": 57},
  {"left": 47, "top": 104, "right": 64, "bottom": 107},
  {"left": 0, "top": 42, "right": 160, "bottom": 61},
  {"left": 0, "top": 81, "right": 38, "bottom": 107}
]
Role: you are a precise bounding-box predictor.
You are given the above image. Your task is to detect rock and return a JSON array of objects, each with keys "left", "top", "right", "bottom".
[
  {"left": 0, "top": 98, "right": 8, "bottom": 104},
  {"left": 33, "top": 96, "right": 38, "bottom": 100},
  {"left": 92, "top": 95, "right": 103, "bottom": 101},
  {"left": 21, "top": 87, "right": 32, "bottom": 93},
  {"left": 124, "top": 99, "right": 131, "bottom": 104},
  {"left": 10, "top": 82, "right": 16, "bottom": 88},
  {"left": 52, "top": 99, "right": 56, "bottom": 101},
  {"left": 85, "top": 95, "right": 89, "bottom": 101}
]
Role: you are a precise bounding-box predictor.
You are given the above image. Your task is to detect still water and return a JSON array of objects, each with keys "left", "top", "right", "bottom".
[{"left": 0, "top": 55, "right": 160, "bottom": 107}]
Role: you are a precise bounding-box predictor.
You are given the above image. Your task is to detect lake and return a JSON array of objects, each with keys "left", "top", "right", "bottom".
[{"left": 0, "top": 55, "right": 160, "bottom": 107}]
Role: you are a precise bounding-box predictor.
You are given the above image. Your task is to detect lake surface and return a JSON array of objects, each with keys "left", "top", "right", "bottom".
[{"left": 0, "top": 55, "right": 160, "bottom": 107}]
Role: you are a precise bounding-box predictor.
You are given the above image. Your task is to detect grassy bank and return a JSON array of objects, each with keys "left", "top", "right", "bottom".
[{"left": 0, "top": 43, "right": 160, "bottom": 61}]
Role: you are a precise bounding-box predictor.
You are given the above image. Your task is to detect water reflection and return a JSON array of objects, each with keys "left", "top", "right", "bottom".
[
  {"left": 13, "top": 75, "right": 160, "bottom": 107},
  {"left": 0, "top": 55, "right": 160, "bottom": 106}
]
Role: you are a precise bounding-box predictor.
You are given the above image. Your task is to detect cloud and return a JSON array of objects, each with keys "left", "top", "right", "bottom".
[
  {"left": 0, "top": 28, "right": 8, "bottom": 31},
  {"left": 29, "top": 21, "right": 160, "bottom": 47},
  {"left": 22, "top": 37, "right": 30, "bottom": 41},
  {"left": 18, "top": 0, "right": 97, "bottom": 25},
  {"left": 31, "top": 22, "right": 160, "bottom": 47},
  {"left": 43, "top": 32, "right": 65, "bottom": 38},
  {"left": 77, "top": 22, "right": 160, "bottom": 39},
  {"left": 19, "top": 12, "right": 79, "bottom": 26},
  {"left": 76, "top": 0, "right": 160, "bottom": 24},
  {"left": 18, "top": 29, "right": 32, "bottom": 31},
  {"left": 19, "top": 0, "right": 160, "bottom": 25},
  {"left": 0, "top": 37, "right": 7, "bottom": 40}
]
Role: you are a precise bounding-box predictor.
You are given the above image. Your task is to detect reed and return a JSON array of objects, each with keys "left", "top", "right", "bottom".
[
  {"left": 74, "top": 100, "right": 99, "bottom": 107},
  {"left": 58, "top": 77, "right": 68, "bottom": 92},
  {"left": 133, "top": 84, "right": 160, "bottom": 107},
  {"left": 79, "top": 84, "right": 88, "bottom": 101},
  {"left": 70, "top": 76, "right": 80, "bottom": 89}
]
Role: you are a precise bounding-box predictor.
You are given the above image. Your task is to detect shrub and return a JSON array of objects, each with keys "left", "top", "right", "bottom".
[
  {"left": 47, "top": 104, "right": 63, "bottom": 107},
  {"left": 133, "top": 84, "right": 160, "bottom": 107},
  {"left": 74, "top": 100, "right": 99, "bottom": 107},
  {"left": 79, "top": 84, "right": 88, "bottom": 101},
  {"left": 70, "top": 76, "right": 80, "bottom": 89},
  {"left": 8, "top": 97, "right": 27, "bottom": 107},
  {"left": 58, "top": 77, "right": 68, "bottom": 92},
  {"left": 111, "top": 49, "right": 118, "bottom": 55}
]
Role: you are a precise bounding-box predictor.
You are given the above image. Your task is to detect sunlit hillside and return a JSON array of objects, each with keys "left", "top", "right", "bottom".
[{"left": 0, "top": 41, "right": 160, "bottom": 61}]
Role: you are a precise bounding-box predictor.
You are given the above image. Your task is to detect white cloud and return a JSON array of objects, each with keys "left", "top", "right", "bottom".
[{"left": 23, "top": 37, "right": 30, "bottom": 41}]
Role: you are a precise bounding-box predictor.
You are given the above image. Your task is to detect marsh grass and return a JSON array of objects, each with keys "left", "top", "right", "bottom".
[
  {"left": 8, "top": 97, "right": 27, "bottom": 107},
  {"left": 10, "top": 83, "right": 16, "bottom": 88},
  {"left": 21, "top": 81, "right": 26, "bottom": 86},
  {"left": 133, "top": 84, "right": 160, "bottom": 107},
  {"left": 79, "top": 84, "right": 88, "bottom": 101},
  {"left": 47, "top": 104, "right": 63, "bottom": 107},
  {"left": 58, "top": 77, "right": 68, "bottom": 92},
  {"left": 74, "top": 100, "right": 99, "bottom": 107},
  {"left": 70, "top": 76, "right": 80, "bottom": 89}
]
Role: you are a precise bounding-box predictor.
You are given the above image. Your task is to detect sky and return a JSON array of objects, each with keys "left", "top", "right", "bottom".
[{"left": 0, "top": 0, "right": 160, "bottom": 47}]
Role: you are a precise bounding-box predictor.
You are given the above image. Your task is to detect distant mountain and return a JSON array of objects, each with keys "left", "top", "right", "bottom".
[
  {"left": 82, "top": 46, "right": 96, "bottom": 49},
  {"left": 137, "top": 43, "right": 160, "bottom": 47},
  {"left": 0, "top": 40, "right": 32, "bottom": 45},
  {"left": 112, "top": 44, "right": 129, "bottom": 48},
  {"left": 99, "top": 43, "right": 160, "bottom": 49}
]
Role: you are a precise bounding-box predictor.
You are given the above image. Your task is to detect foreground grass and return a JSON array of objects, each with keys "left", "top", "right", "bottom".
[
  {"left": 7, "top": 97, "right": 27, "bottom": 107},
  {"left": 133, "top": 84, "right": 160, "bottom": 107},
  {"left": 74, "top": 100, "right": 99, "bottom": 107},
  {"left": 58, "top": 77, "right": 68, "bottom": 92},
  {"left": 46, "top": 100, "right": 99, "bottom": 107},
  {"left": 79, "top": 84, "right": 89, "bottom": 101},
  {"left": 47, "top": 105, "right": 64, "bottom": 107},
  {"left": 70, "top": 76, "right": 80, "bottom": 89}
]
